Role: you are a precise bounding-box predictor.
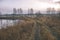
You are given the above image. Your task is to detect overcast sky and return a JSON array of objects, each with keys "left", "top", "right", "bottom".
[{"left": 0, "top": 0, "right": 60, "bottom": 10}]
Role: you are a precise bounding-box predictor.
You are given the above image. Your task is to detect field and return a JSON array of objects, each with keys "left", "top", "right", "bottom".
[{"left": 0, "top": 15, "right": 60, "bottom": 40}]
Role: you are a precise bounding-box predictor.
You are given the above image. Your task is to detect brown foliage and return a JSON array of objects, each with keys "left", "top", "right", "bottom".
[{"left": 0, "top": 20, "right": 35, "bottom": 40}]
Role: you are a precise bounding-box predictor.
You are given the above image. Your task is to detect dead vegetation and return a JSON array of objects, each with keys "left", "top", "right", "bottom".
[
  {"left": 0, "top": 20, "right": 35, "bottom": 40},
  {"left": 38, "top": 16, "right": 60, "bottom": 40},
  {"left": 0, "top": 16, "right": 60, "bottom": 40}
]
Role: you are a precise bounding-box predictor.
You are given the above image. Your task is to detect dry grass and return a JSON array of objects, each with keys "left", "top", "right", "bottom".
[
  {"left": 0, "top": 20, "right": 35, "bottom": 40},
  {"left": 38, "top": 16, "right": 60, "bottom": 40},
  {"left": 0, "top": 16, "right": 60, "bottom": 40}
]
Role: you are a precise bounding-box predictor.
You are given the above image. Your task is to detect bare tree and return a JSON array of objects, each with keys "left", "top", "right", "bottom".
[
  {"left": 13, "top": 8, "right": 17, "bottom": 25},
  {"left": 0, "top": 12, "right": 2, "bottom": 28},
  {"left": 30, "top": 8, "right": 34, "bottom": 14},
  {"left": 20, "top": 8, "right": 23, "bottom": 14},
  {"left": 57, "top": 8, "right": 60, "bottom": 16},
  {"left": 13, "top": 8, "right": 17, "bottom": 14},
  {"left": 47, "top": 7, "right": 51, "bottom": 14},
  {"left": 28, "top": 9, "right": 30, "bottom": 14},
  {"left": 35, "top": 11, "right": 41, "bottom": 17},
  {"left": 51, "top": 8, "right": 55, "bottom": 14},
  {"left": 28, "top": 8, "right": 34, "bottom": 14},
  {"left": 17, "top": 8, "right": 23, "bottom": 25},
  {"left": 17, "top": 8, "right": 23, "bottom": 14}
]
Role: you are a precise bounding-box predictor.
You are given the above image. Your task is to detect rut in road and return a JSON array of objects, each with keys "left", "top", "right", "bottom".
[{"left": 34, "top": 21, "right": 40, "bottom": 40}]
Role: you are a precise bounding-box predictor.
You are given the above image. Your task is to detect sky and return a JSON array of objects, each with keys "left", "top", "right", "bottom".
[{"left": 0, "top": 0, "right": 60, "bottom": 10}]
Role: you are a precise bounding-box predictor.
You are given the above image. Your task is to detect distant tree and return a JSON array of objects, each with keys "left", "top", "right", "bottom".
[
  {"left": 19, "top": 8, "right": 23, "bottom": 14},
  {"left": 55, "top": 1, "right": 60, "bottom": 16},
  {"left": 35, "top": 11, "right": 41, "bottom": 17},
  {"left": 37, "top": 11, "right": 41, "bottom": 14},
  {"left": 28, "top": 9, "right": 30, "bottom": 14},
  {"left": 13, "top": 8, "right": 17, "bottom": 14},
  {"left": 13, "top": 8, "right": 17, "bottom": 24},
  {"left": 30, "top": 8, "right": 34, "bottom": 14},
  {"left": 17, "top": 9, "right": 20, "bottom": 14},
  {"left": 51, "top": 8, "right": 55, "bottom": 14},
  {"left": 28, "top": 8, "right": 34, "bottom": 14},
  {"left": 17, "top": 8, "right": 23, "bottom": 14},
  {"left": 0, "top": 12, "right": 2, "bottom": 28},
  {"left": 47, "top": 7, "right": 51, "bottom": 14},
  {"left": 57, "top": 8, "right": 60, "bottom": 15},
  {"left": 0, "top": 11, "right": 2, "bottom": 15}
]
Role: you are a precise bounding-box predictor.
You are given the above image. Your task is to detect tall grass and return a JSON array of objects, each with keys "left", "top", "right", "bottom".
[
  {"left": 0, "top": 16, "right": 60, "bottom": 40},
  {"left": 0, "top": 20, "right": 35, "bottom": 40}
]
